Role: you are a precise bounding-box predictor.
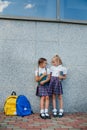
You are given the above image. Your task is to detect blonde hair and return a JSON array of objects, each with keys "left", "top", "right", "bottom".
[{"left": 52, "top": 55, "right": 62, "bottom": 65}]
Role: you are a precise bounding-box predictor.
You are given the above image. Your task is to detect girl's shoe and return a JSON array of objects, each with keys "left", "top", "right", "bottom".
[
  {"left": 53, "top": 112, "right": 58, "bottom": 117},
  {"left": 58, "top": 112, "right": 64, "bottom": 118},
  {"left": 45, "top": 113, "right": 51, "bottom": 119},
  {"left": 40, "top": 113, "right": 46, "bottom": 119},
  {"left": 52, "top": 109, "right": 58, "bottom": 117}
]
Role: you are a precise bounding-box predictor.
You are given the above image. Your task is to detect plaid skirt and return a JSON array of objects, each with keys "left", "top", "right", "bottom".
[
  {"left": 36, "top": 84, "right": 52, "bottom": 97},
  {"left": 49, "top": 76, "right": 63, "bottom": 95}
]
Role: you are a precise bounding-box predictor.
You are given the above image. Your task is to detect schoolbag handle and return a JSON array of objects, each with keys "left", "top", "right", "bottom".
[{"left": 11, "top": 91, "right": 16, "bottom": 95}]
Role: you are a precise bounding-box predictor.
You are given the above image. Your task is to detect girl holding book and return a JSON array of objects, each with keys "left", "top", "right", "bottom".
[{"left": 35, "top": 58, "right": 51, "bottom": 119}]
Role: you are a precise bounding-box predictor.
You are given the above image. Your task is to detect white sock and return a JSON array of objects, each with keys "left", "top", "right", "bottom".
[
  {"left": 45, "top": 109, "right": 49, "bottom": 116},
  {"left": 59, "top": 109, "right": 64, "bottom": 113},
  {"left": 45, "top": 109, "right": 48, "bottom": 113},
  {"left": 52, "top": 108, "right": 57, "bottom": 113},
  {"left": 40, "top": 109, "right": 44, "bottom": 114}
]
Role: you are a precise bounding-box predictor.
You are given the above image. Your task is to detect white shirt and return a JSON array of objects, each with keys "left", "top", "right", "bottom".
[
  {"left": 35, "top": 67, "right": 50, "bottom": 76},
  {"left": 50, "top": 65, "right": 67, "bottom": 77}
]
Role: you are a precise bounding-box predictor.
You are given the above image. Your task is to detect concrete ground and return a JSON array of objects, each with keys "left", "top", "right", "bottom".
[{"left": 0, "top": 112, "right": 87, "bottom": 130}]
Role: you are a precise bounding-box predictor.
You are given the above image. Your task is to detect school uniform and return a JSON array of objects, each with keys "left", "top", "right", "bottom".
[
  {"left": 35, "top": 67, "right": 51, "bottom": 97},
  {"left": 49, "top": 65, "right": 67, "bottom": 95}
]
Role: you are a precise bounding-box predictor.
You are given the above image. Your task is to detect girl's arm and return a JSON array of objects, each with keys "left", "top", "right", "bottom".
[
  {"left": 58, "top": 74, "right": 67, "bottom": 80},
  {"left": 35, "top": 72, "right": 47, "bottom": 82}
]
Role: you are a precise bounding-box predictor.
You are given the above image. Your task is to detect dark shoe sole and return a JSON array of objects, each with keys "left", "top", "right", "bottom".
[
  {"left": 40, "top": 114, "right": 46, "bottom": 119},
  {"left": 58, "top": 113, "right": 64, "bottom": 118},
  {"left": 45, "top": 115, "right": 51, "bottom": 119},
  {"left": 53, "top": 114, "right": 58, "bottom": 118}
]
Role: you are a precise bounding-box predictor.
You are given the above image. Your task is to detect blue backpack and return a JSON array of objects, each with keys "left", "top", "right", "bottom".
[{"left": 16, "top": 95, "right": 33, "bottom": 116}]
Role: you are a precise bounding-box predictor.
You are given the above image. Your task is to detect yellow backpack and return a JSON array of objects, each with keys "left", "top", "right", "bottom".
[{"left": 4, "top": 91, "right": 18, "bottom": 115}]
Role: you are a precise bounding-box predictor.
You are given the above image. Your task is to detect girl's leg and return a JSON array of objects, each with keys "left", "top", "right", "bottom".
[
  {"left": 45, "top": 96, "right": 49, "bottom": 109},
  {"left": 40, "top": 96, "right": 45, "bottom": 110},
  {"left": 58, "top": 94, "right": 64, "bottom": 117},
  {"left": 58, "top": 94, "right": 63, "bottom": 109},
  {"left": 45, "top": 96, "right": 51, "bottom": 119},
  {"left": 40, "top": 96, "right": 45, "bottom": 119},
  {"left": 52, "top": 94, "right": 56, "bottom": 109},
  {"left": 52, "top": 94, "right": 57, "bottom": 117}
]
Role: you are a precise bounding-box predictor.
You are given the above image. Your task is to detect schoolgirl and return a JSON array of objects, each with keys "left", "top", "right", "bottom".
[
  {"left": 35, "top": 58, "right": 51, "bottom": 119},
  {"left": 49, "top": 55, "right": 67, "bottom": 118}
]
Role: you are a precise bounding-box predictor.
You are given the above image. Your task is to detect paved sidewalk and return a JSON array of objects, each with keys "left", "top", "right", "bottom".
[{"left": 0, "top": 112, "right": 87, "bottom": 130}]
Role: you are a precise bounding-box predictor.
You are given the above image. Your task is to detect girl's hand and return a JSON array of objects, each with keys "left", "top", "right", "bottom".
[
  {"left": 40, "top": 81, "right": 45, "bottom": 85},
  {"left": 58, "top": 75, "right": 63, "bottom": 80},
  {"left": 58, "top": 75, "right": 66, "bottom": 80}
]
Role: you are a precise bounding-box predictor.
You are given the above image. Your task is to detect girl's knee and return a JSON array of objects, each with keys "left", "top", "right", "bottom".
[
  {"left": 52, "top": 94, "right": 56, "bottom": 99},
  {"left": 58, "top": 95, "right": 62, "bottom": 100},
  {"left": 41, "top": 96, "right": 45, "bottom": 100},
  {"left": 46, "top": 96, "right": 49, "bottom": 100}
]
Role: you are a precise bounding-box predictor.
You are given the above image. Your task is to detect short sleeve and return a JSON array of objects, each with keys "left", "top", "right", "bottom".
[
  {"left": 35, "top": 70, "right": 38, "bottom": 76},
  {"left": 63, "top": 67, "right": 67, "bottom": 75}
]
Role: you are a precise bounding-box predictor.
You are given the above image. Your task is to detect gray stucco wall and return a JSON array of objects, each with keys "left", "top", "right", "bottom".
[{"left": 0, "top": 19, "right": 87, "bottom": 113}]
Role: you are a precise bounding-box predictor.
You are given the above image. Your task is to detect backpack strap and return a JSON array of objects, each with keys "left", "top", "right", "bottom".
[{"left": 45, "top": 67, "right": 47, "bottom": 74}]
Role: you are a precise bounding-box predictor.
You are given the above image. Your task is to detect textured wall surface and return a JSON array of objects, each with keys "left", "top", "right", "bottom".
[{"left": 0, "top": 19, "right": 87, "bottom": 112}]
